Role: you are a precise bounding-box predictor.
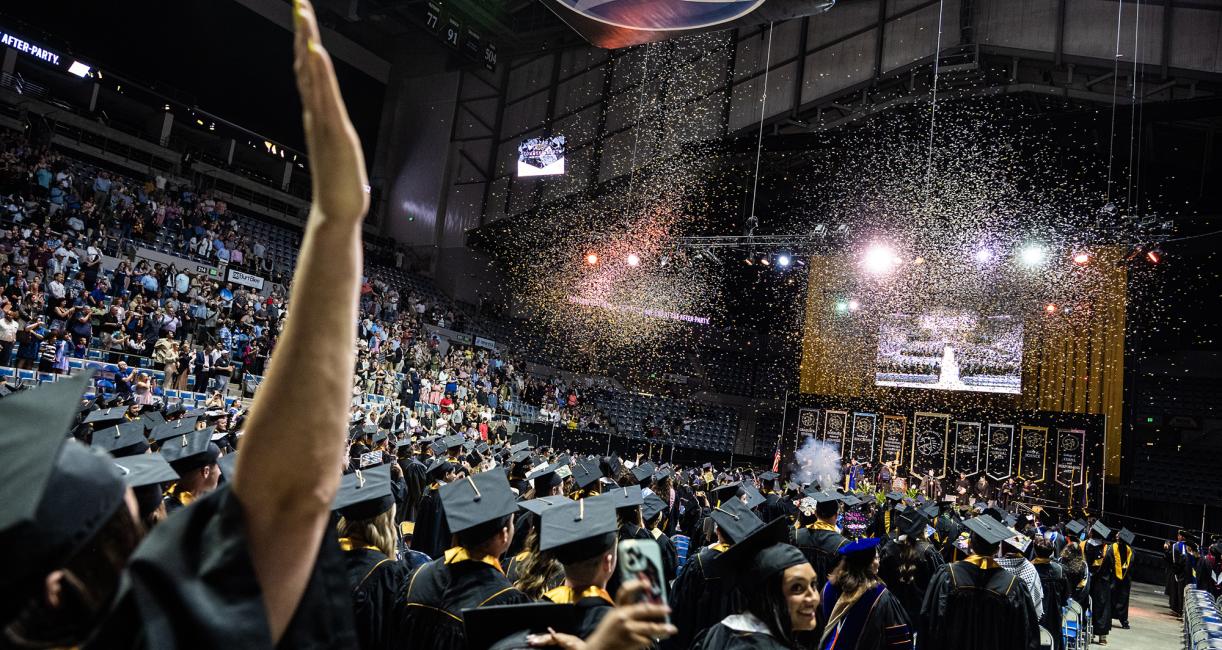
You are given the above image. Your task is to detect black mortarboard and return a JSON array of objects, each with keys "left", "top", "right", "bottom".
[
  {"left": 718, "top": 516, "right": 797, "bottom": 583},
  {"left": 441, "top": 472, "right": 518, "bottom": 534},
  {"left": 476, "top": 443, "right": 490, "bottom": 455},
  {"left": 83, "top": 406, "right": 127, "bottom": 427},
  {"left": 333, "top": 464, "right": 395, "bottom": 521},
  {"left": 444, "top": 435, "right": 465, "bottom": 450},
  {"left": 164, "top": 403, "right": 186, "bottom": 417},
  {"left": 508, "top": 441, "right": 529, "bottom": 454},
  {"left": 599, "top": 455, "right": 621, "bottom": 477},
  {"left": 1118, "top": 528, "right": 1135, "bottom": 545},
  {"left": 218, "top": 451, "right": 239, "bottom": 479},
  {"left": 631, "top": 462, "right": 655, "bottom": 486},
  {"left": 463, "top": 603, "right": 581, "bottom": 650},
  {"left": 527, "top": 462, "right": 564, "bottom": 491},
  {"left": 919, "top": 503, "right": 940, "bottom": 520},
  {"left": 137, "top": 409, "right": 166, "bottom": 431},
  {"left": 113, "top": 452, "right": 179, "bottom": 488},
  {"left": 886, "top": 492, "right": 906, "bottom": 503},
  {"left": 962, "top": 515, "right": 1012, "bottom": 545},
  {"left": 518, "top": 495, "right": 570, "bottom": 517},
  {"left": 1090, "top": 520, "right": 1112, "bottom": 540},
  {"left": 371, "top": 430, "right": 388, "bottom": 445},
  {"left": 91, "top": 421, "right": 149, "bottom": 457},
  {"left": 653, "top": 467, "right": 673, "bottom": 483},
  {"left": 540, "top": 497, "right": 618, "bottom": 564},
  {"left": 425, "top": 457, "right": 452, "bottom": 480},
  {"left": 1065, "top": 520, "right": 1086, "bottom": 537},
  {"left": 759, "top": 471, "right": 779, "bottom": 482},
  {"left": 898, "top": 509, "right": 931, "bottom": 539},
  {"left": 642, "top": 494, "right": 668, "bottom": 523},
  {"left": 1004, "top": 531, "right": 1032, "bottom": 553},
  {"left": 0, "top": 372, "right": 128, "bottom": 626},
  {"left": 160, "top": 427, "right": 221, "bottom": 471},
  {"left": 151, "top": 417, "right": 199, "bottom": 442},
  {"left": 708, "top": 497, "right": 765, "bottom": 544},
  {"left": 711, "top": 482, "right": 743, "bottom": 505},
  {"left": 429, "top": 441, "right": 447, "bottom": 456},
  {"left": 571, "top": 460, "right": 603, "bottom": 490},
  {"left": 595, "top": 484, "right": 644, "bottom": 511},
  {"left": 510, "top": 450, "right": 534, "bottom": 465},
  {"left": 740, "top": 483, "right": 766, "bottom": 510}
]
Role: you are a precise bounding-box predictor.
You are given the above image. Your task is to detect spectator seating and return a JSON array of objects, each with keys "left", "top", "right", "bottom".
[
  {"left": 591, "top": 389, "right": 737, "bottom": 453},
  {"left": 1183, "top": 586, "right": 1222, "bottom": 649},
  {"left": 1128, "top": 448, "right": 1222, "bottom": 505}
]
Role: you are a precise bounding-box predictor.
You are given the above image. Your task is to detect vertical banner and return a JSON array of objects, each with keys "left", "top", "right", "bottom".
[
  {"left": 796, "top": 408, "right": 820, "bottom": 439},
  {"left": 849, "top": 413, "right": 877, "bottom": 463},
  {"left": 1054, "top": 428, "right": 1086, "bottom": 487},
  {"left": 952, "top": 422, "right": 983, "bottom": 476},
  {"left": 985, "top": 424, "right": 1015, "bottom": 481},
  {"left": 910, "top": 413, "right": 950, "bottom": 479},
  {"left": 823, "top": 410, "right": 848, "bottom": 456},
  {"left": 879, "top": 415, "right": 907, "bottom": 465},
  {"left": 1018, "top": 425, "right": 1048, "bottom": 483}
]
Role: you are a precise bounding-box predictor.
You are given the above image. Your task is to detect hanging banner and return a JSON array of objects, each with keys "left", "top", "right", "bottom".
[
  {"left": 849, "top": 413, "right": 877, "bottom": 463},
  {"left": 1054, "top": 428, "right": 1086, "bottom": 487},
  {"left": 879, "top": 415, "right": 906, "bottom": 465},
  {"left": 796, "top": 408, "right": 820, "bottom": 438},
  {"left": 952, "top": 421, "right": 983, "bottom": 476},
  {"left": 1018, "top": 425, "right": 1048, "bottom": 483},
  {"left": 823, "top": 410, "right": 848, "bottom": 456},
  {"left": 985, "top": 423, "right": 1015, "bottom": 481},
  {"left": 910, "top": 412, "right": 950, "bottom": 479}
]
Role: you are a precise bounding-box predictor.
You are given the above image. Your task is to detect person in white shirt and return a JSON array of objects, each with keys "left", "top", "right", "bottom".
[
  {"left": 47, "top": 273, "right": 67, "bottom": 300},
  {"left": 0, "top": 307, "right": 19, "bottom": 364}
]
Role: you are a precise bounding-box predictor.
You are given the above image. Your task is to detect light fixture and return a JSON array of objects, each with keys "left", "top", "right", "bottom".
[
  {"left": 68, "top": 61, "right": 91, "bottom": 78},
  {"left": 848, "top": 299, "right": 861, "bottom": 311},
  {"left": 759, "top": 257, "right": 770, "bottom": 266},
  {"left": 913, "top": 256, "right": 925, "bottom": 265},
  {"left": 585, "top": 253, "right": 599, "bottom": 266},
  {"left": 1145, "top": 249, "right": 1161, "bottom": 264},
  {"left": 974, "top": 248, "right": 994, "bottom": 263},
  {"left": 834, "top": 300, "right": 849, "bottom": 314},
  {"left": 776, "top": 254, "right": 791, "bottom": 267},
  {"left": 1044, "top": 303, "right": 1057, "bottom": 314},
  {"left": 1020, "top": 244, "right": 1047, "bottom": 267},
  {"left": 1072, "top": 252, "right": 1090, "bottom": 265},
  {"left": 862, "top": 244, "right": 900, "bottom": 275},
  {"left": 626, "top": 253, "right": 641, "bottom": 267}
]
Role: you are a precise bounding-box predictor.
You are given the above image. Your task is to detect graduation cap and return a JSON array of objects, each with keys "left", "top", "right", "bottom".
[
  {"left": 476, "top": 442, "right": 490, "bottom": 456},
  {"left": 83, "top": 406, "right": 128, "bottom": 427},
  {"left": 711, "top": 482, "right": 743, "bottom": 505},
  {"left": 919, "top": 503, "right": 940, "bottom": 520},
  {"left": 540, "top": 497, "right": 618, "bottom": 564},
  {"left": 429, "top": 441, "right": 448, "bottom": 456},
  {"left": 839, "top": 537, "right": 883, "bottom": 560},
  {"left": 962, "top": 515, "right": 1013, "bottom": 545},
  {"left": 184, "top": 408, "right": 207, "bottom": 419},
  {"left": 150, "top": 417, "right": 199, "bottom": 442},
  {"left": 137, "top": 409, "right": 166, "bottom": 431},
  {"left": 717, "top": 516, "right": 798, "bottom": 583},
  {"left": 599, "top": 455, "right": 622, "bottom": 477},
  {"left": 113, "top": 452, "right": 179, "bottom": 488},
  {"left": 0, "top": 372, "right": 129, "bottom": 625},
  {"left": 443, "top": 435, "right": 465, "bottom": 450},
  {"left": 897, "top": 509, "right": 931, "bottom": 539},
  {"left": 1090, "top": 520, "right": 1112, "bottom": 540},
  {"left": 1118, "top": 528, "right": 1135, "bottom": 545},
  {"left": 740, "top": 483, "right": 766, "bottom": 510},
  {"left": 708, "top": 497, "right": 765, "bottom": 544},
  {"left": 759, "top": 471, "right": 779, "bottom": 483},
  {"left": 160, "top": 427, "right": 221, "bottom": 471},
  {"left": 164, "top": 403, "right": 187, "bottom": 418},
  {"left": 425, "top": 457, "right": 453, "bottom": 479},
  {"left": 440, "top": 472, "right": 518, "bottom": 534},
  {"left": 595, "top": 484, "right": 643, "bottom": 511},
  {"left": 527, "top": 462, "right": 564, "bottom": 491},
  {"left": 1064, "top": 520, "right": 1086, "bottom": 537},
  {"left": 518, "top": 495, "right": 570, "bottom": 517},
  {"left": 463, "top": 603, "right": 581, "bottom": 650},
  {"left": 510, "top": 450, "right": 534, "bottom": 466},
  {"left": 371, "top": 430, "right": 388, "bottom": 445},
  {"left": 1004, "top": 532, "right": 1032, "bottom": 554},
  {"left": 90, "top": 421, "right": 149, "bottom": 457},
  {"left": 885, "top": 492, "right": 906, "bottom": 503},
  {"left": 333, "top": 464, "right": 395, "bottom": 521},
  {"left": 571, "top": 460, "right": 603, "bottom": 490},
  {"left": 642, "top": 493, "right": 668, "bottom": 523},
  {"left": 631, "top": 462, "right": 656, "bottom": 486},
  {"left": 218, "top": 451, "right": 239, "bottom": 480},
  {"left": 653, "top": 467, "right": 673, "bottom": 483}
]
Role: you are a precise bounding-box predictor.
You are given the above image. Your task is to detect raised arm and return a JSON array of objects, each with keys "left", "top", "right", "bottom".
[{"left": 230, "top": 0, "right": 370, "bottom": 642}]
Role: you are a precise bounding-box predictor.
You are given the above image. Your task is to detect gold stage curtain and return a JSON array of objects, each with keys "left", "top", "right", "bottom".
[{"left": 799, "top": 248, "right": 1126, "bottom": 479}]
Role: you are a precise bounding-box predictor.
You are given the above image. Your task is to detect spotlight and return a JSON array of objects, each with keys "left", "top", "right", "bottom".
[
  {"left": 974, "top": 248, "right": 994, "bottom": 263},
  {"left": 834, "top": 300, "right": 849, "bottom": 314},
  {"left": 759, "top": 257, "right": 770, "bottom": 266},
  {"left": 913, "top": 256, "right": 925, "bottom": 265},
  {"left": 1072, "top": 252, "right": 1090, "bottom": 265},
  {"left": 585, "top": 252, "right": 599, "bottom": 266},
  {"left": 848, "top": 299, "right": 861, "bottom": 311},
  {"left": 626, "top": 253, "right": 641, "bottom": 267},
  {"left": 1044, "top": 303, "right": 1057, "bottom": 314},
  {"left": 744, "top": 257, "right": 754, "bottom": 266},
  {"left": 1145, "top": 249, "right": 1161, "bottom": 264},
  {"left": 1020, "top": 244, "right": 1047, "bottom": 267},
  {"left": 777, "top": 254, "right": 791, "bottom": 267},
  {"left": 862, "top": 244, "right": 900, "bottom": 275}
]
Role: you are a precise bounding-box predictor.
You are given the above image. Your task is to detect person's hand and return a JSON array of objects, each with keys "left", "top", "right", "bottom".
[
  {"left": 531, "top": 580, "right": 675, "bottom": 650},
  {"left": 293, "top": 0, "right": 368, "bottom": 224}
]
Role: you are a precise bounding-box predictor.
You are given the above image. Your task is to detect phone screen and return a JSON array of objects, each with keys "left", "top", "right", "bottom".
[{"left": 617, "top": 539, "right": 670, "bottom": 623}]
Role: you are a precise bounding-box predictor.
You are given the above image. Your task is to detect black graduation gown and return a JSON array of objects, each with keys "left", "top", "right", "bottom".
[
  {"left": 1110, "top": 542, "right": 1134, "bottom": 625},
  {"left": 397, "top": 457, "right": 427, "bottom": 523},
  {"left": 397, "top": 555, "right": 530, "bottom": 650},
  {"left": 606, "top": 522, "right": 654, "bottom": 596},
  {"left": 413, "top": 486, "right": 449, "bottom": 560},
  {"left": 540, "top": 588, "right": 614, "bottom": 638},
  {"left": 919, "top": 558, "right": 1040, "bottom": 650},
  {"left": 877, "top": 539, "right": 945, "bottom": 627},
  {"left": 820, "top": 582, "right": 915, "bottom": 650},
  {"left": 87, "top": 485, "right": 358, "bottom": 649},
  {"left": 341, "top": 545, "right": 412, "bottom": 650},
  {"left": 1034, "top": 559, "right": 1069, "bottom": 650},
  {"left": 1085, "top": 542, "right": 1113, "bottom": 635},
  {"left": 652, "top": 528, "right": 680, "bottom": 585},
  {"left": 689, "top": 620, "right": 791, "bottom": 650},
  {"left": 664, "top": 545, "right": 742, "bottom": 650},
  {"left": 793, "top": 525, "right": 847, "bottom": 588}
]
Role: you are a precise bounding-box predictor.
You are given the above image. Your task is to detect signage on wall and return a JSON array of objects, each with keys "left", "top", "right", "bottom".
[
  {"left": 0, "top": 27, "right": 91, "bottom": 77},
  {"left": 422, "top": 3, "right": 498, "bottom": 71}
]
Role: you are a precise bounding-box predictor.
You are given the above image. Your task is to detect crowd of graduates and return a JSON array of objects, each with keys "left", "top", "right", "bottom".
[{"left": 3, "top": 4, "right": 1218, "bottom": 650}]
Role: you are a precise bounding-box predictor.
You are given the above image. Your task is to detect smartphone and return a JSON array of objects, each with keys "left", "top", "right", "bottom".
[{"left": 617, "top": 539, "right": 670, "bottom": 623}]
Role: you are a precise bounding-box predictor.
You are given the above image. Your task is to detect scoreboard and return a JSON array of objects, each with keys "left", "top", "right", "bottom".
[{"left": 424, "top": 2, "right": 497, "bottom": 72}]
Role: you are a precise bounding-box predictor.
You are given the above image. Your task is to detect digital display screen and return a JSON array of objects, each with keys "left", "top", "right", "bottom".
[
  {"left": 875, "top": 311, "right": 1023, "bottom": 395},
  {"left": 517, "top": 135, "right": 566, "bottom": 177}
]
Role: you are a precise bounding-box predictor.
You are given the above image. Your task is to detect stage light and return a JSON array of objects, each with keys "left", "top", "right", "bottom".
[
  {"left": 974, "top": 248, "right": 994, "bottom": 263},
  {"left": 626, "top": 253, "right": 641, "bottom": 267},
  {"left": 744, "top": 257, "right": 754, "bottom": 265},
  {"left": 834, "top": 300, "right": 849, "bottom": 314},
  {"left": 1020, "top": 244, "right": 1047, "bottom": 266},
  {"left": 585, "top": 253, "right": 599, "bottom": 266},
  {"left": 1146, "top": 249, "right": 1161, "bottom": 264},
  {"left": 848, "top": 299, "right": 861, "bottom": 311},
  {"left": 777, "top": 254, "right": 791, "bottom": 267},
  {"left": 913, "top": 256, "right": 925, "bottom": 265},
  {"left": 759, "top": 257, "right": 770, "bottom": 266},
  {"left": 1073, "top": 252, "right": 1090, "bottom": 265},
  {"left": 67, "top": 61, "right": 91, "bottom": 78},
  {"left": 862, "top": 244, "right": 900, "bottom": 275},
  {"left": 1044, "top": 303, "right": 1057, "bottom": 314}
]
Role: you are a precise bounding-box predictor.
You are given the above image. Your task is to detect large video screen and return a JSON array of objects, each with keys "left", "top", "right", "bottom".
[
  {"left": 875, "top": 311, "right": 1023, "bottom": 395},
  {"left": 517, "top": 135, "right": 566, "bottom": 177}
]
